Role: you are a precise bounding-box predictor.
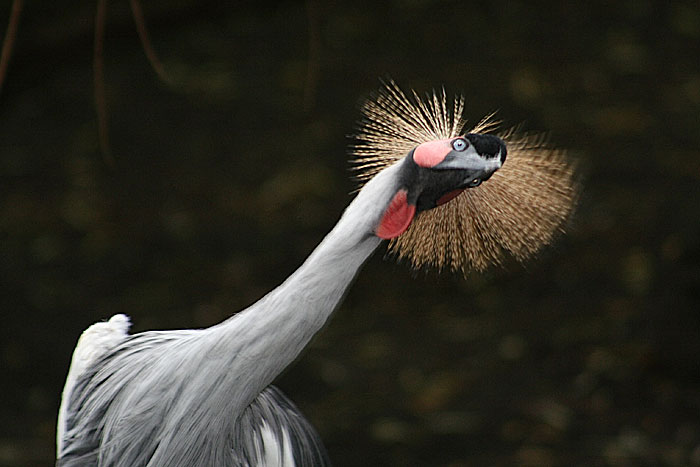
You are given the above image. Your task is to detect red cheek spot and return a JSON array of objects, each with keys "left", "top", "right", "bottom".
[
  {"left": 376, "top": 189, "right": 416, "bottom": 239},
  {"left": 436, "top": 189, "right": 465, "bottom": 206},
  {"left": 413, "top": 139, "right": 452, "bottom": 168}
]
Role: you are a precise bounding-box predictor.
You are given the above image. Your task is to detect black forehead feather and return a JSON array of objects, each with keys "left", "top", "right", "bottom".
[{"left": 465, "top": 133, "right": 506, "bottom": 159}]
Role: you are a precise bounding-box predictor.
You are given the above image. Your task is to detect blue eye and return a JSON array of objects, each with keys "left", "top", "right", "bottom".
[{"left": 452, "top": 138, "right": 468, "bottom": 151}]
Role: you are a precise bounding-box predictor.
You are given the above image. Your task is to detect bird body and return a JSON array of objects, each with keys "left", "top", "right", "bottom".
[
  {"left": 57, "top": 162, "right": 398, "bottom": 466},
  {"left": 57, "top": 83, "right": 577, "bottom": 466}
]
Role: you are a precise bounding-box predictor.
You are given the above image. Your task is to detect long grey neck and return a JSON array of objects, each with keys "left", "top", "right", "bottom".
[{"left": 206, "top": 161, "right": 403, "bottom": 413}]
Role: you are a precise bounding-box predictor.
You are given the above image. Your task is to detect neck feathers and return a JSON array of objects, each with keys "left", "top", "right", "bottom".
[
  {"left": 59, "top": 158, "right": 409, "bottom": 466},
  {"left": 211, "top": 160, "right": 404, "bottom": 409}
]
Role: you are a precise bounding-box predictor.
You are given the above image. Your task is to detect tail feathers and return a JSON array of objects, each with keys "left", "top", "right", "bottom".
[{"left": 57, "top": 314, "right": 132, "bottom": 457}]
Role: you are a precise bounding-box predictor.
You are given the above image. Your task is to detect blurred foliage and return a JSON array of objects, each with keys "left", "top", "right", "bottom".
[{"left": 1, "top": 0, "right": 699, "bottom": 465}]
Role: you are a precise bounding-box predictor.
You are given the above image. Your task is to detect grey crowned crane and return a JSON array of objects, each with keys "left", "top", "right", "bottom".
[{"left": 56, "top": 82, "right": 577, "bottom": 466}]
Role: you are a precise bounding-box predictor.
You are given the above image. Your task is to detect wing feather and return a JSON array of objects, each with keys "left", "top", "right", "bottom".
[{"left": 57, "top": 314, "right": 131, "bottom": 456}]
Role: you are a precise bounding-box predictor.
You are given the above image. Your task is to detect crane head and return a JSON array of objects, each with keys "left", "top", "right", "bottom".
[
  {"left": 352, "top": 81, "right": 579, "bottom": 273},
  {"left": 408, "top": 133, "right": 506, "bottom": 211},
  {"left": 376, "top": 134, "right": 507, "bottom": 239}
]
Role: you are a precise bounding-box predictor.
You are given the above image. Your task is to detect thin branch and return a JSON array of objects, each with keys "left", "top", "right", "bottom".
[
  {"left": 94, "top": 0, "right": 114, "bottom": 166},
  {"left": 130, "top": 0, "right": 172, "bottom": 85},
  {"left": 0, "top": 0, "right": 23, "bottom": 95}
]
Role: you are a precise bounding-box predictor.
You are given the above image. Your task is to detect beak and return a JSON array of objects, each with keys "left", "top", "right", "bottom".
[{"left": 433, "top": 144, "right": 503, "bottom": 180}]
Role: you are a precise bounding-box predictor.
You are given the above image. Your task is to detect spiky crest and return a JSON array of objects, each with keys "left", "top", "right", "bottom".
[{"left": 351, "top": 81, "right": 579, "bottom": 273}]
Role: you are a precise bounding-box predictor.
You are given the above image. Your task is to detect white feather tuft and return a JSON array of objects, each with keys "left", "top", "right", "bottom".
[{"left": 253, "top": 421, "right": 296, "bottom": 467}]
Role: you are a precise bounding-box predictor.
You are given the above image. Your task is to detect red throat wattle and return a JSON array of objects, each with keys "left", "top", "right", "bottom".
[
  {"left": 436, "top": 189, "right": 465, "bottom": 206},
  {"left": 376, "top": 189, "right": 416, "bottom": 239}
]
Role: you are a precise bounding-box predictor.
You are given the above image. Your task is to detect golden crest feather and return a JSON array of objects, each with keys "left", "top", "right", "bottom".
[{"left": 351, "top": 81, "right": 579, "bottom": 273}]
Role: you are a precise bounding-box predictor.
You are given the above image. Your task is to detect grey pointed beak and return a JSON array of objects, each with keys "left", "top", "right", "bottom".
[
  {"left": 432, "top": 145, "right": 503, "bottom": 188},
  {"left": 434, "top": 145, "right": 504, "bottom": 172},
  {"left": 432, "top": 134, "right": 507, "bottom": 187}
]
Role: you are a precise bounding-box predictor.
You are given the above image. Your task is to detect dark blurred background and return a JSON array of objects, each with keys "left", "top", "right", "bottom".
[{"left": 1, "top": 0, "right": 699, "bottom": 465}]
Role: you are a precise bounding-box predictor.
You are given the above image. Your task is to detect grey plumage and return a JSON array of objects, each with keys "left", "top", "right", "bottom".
[
  {"left": 235, "top": 386, "right": 330, "bottom": 466},
  {"left": 60, "top": 338, "right": 329, "bottom": 466},
  {"left": 57, "top": 162, "right": 398, "bottom": 466}
]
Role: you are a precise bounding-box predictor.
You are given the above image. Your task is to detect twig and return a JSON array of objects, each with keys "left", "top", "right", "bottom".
[
  {"left": 0, "top": 0, "right": 23, "bottom": 95},
  {"left": 130, "top": 0, "right": 172, "bottom": 85}
]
